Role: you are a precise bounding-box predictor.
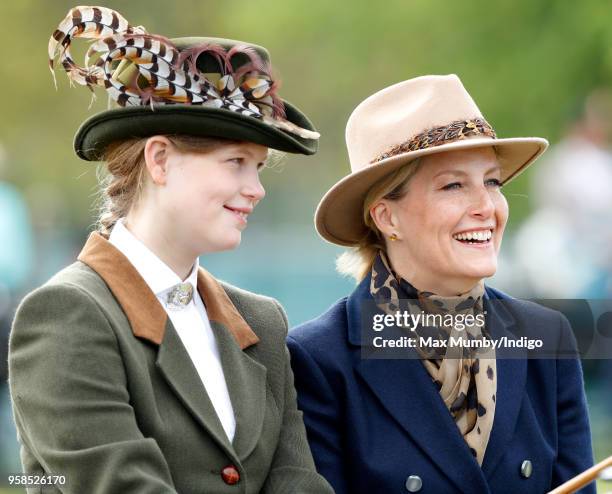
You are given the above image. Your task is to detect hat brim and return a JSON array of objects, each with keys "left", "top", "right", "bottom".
[
  {"left": 74, "top": 100, "right": 318, "bottom": 161},
  {"left": 315, "top": 136, "right": 548, "bottom": 246}
]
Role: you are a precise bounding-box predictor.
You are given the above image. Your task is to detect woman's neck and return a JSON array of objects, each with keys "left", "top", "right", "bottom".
[
  {"left": 123, "top": 211, "right": 196, "bottom": 281},
  {"left": 384, "top": 252, "right": 481, "bottom": 297}
]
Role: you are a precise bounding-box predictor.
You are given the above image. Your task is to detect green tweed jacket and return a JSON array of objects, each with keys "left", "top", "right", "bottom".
[{"left": 8, "top": 232, "right": 333, "bottom": 494}]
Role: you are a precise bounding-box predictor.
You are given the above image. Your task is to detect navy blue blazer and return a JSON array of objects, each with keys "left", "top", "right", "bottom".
[{"left": 288, "top": 274, "right": 595, "bottom": 494}]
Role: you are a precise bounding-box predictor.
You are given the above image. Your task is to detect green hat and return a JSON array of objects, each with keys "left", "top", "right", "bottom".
[{"left": 49, "top": 7, "right": 320, "bottom": 161}]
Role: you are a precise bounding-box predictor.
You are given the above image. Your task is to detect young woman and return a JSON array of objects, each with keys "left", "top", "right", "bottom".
[
  {"left": 288, "top": 74, "right": 595, "bottom": 493},
  {"left": 9, "top": 6, "right": 332, "bottom": 493}
]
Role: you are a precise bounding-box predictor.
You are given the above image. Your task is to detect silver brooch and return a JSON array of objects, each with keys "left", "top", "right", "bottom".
[{"left": 166, "top": 282, "right": 194, "bottom": 310}]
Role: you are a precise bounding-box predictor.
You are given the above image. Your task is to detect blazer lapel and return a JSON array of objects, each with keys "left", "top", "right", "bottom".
[
  {"left": 480, "top": 291, "right": 527, "bottom": 477},
  {"left": 195, "top": 270, "right": 267, "bottom": 460},
  {"left": 156, "top": 318, "right": 236, "bottom": 460},
  {"left": 349, "top": 276, "right": 490, "bottom": 494},
  {"left": 156, "top": 266, "right": 268, "bottom": 463},
  {"left": 212, "top": 320, "right": 267, "bottom": 461}
]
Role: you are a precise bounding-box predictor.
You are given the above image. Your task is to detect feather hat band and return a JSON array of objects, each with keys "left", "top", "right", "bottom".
[
  {"left": 49, "top": 6, "right": 319, "bottom": 160},
  {"left": 315, "top": 74, "right": 549, "bottom": 246}
]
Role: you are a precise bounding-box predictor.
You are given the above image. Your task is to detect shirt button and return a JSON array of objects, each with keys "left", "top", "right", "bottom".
[
  {"left": 405, "top": 475, "right": 423, "bottom": 492},
  {"left": 520, "top": 459, "right": 533, "bottom": 479},
  {"left": 221, "top": 465, "right": 240, "bottom": 485}
]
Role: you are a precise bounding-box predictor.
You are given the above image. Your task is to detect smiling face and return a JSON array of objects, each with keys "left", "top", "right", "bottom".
[
  {"left": 141, "top": 137, "right": 268, "bottom": 258},
  {"left": 370, "top": 146, "right": 508, "bottom": 295}
]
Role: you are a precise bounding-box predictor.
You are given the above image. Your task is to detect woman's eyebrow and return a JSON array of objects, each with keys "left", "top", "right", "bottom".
[
  {"left": 433, "top": 164, "right": 502, "bottom": 180},
  {"left": 222, "top": 145, "right": 250, "bottom": 156},
  {"left": 240, "top": 148, "right": 255, "bottom": 158},
  {"left": 225, "top": 146, "right": 266, "bottom": 161},
  {"left": 485, "top": 164, "right": 502, "bottom": 174},
  {"left": 432, "top": 169, "right": 467, "bottom": 179}
]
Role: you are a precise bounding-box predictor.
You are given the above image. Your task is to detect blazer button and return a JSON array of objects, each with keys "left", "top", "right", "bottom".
[
  {"left": 405, "top": 475, "right": 423, "bottom": 492},
  {"left": 221, "top": 465, "right": 240, "bottom": 485},
  {"left": 520, "top": 459, "right": 533, "bottom": 479}
]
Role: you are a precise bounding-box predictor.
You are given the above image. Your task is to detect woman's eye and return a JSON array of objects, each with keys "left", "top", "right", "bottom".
[
  {"left": 228, "top": 157, "right": 244, "bottom": 165},
  {"left": 486, "top": 178, "right": 502, "bottom": 188},
  {"left": 442, "top": 182, "right": 462, "bottom": 191}
]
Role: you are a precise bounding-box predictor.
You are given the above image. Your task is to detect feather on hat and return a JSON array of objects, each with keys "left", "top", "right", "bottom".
[{"left": 49, "top": 6, "right": 319, "bottom": 160}]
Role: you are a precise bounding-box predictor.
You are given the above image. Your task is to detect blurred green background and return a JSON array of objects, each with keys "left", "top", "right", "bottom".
[{"left": 1, "top": 0, "right": 611, "bottom": 491}]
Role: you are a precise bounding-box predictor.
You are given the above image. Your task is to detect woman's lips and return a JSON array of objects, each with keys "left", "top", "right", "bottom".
[
  {"left": 452, "top": 228, "right": 494, "bottom": 248},
  {"left": 224, "top": 205, "right": 251, "bottom": 225},
  {"left": 454, "top": 238, "right": 493, "bottom": 249}
]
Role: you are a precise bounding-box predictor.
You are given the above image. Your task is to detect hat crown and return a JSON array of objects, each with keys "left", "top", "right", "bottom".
[
  {"left": 345, "top": 75, "right": 485, "bottom": 172},
  {"left": 171, "top": 37, "right": 271, "bottom": 71}
]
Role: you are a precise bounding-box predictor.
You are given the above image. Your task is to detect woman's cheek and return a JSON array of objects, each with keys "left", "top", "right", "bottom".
[{"left": 494, "top": 193, "right": 509, "bottom": 225}]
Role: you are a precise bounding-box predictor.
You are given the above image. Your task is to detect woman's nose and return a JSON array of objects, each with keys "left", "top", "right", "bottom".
[
  {"left": 242, "top": 172, "right": 266, "bottom": 203},
  {"left": 469, "top": 186, "right": 495, "bottom": 218}
]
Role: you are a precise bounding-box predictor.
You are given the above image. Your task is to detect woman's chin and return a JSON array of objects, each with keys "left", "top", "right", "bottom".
[
  {"left": 461, "top": 262, "right": 497, "bottom": 281},
  {"left": 200, "top": 233, "right": 242, "bottom": 254},
  {"left": 448, "top": 255, "right": 497, "bottom": 282},
  {"left": 220, "top": 235, "right": 242, "bottom": 252}
]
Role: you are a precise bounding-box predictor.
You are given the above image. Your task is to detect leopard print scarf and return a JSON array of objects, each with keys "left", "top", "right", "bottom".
[{"left": 370, "top": 251, "right": 497, "bottom": 466}]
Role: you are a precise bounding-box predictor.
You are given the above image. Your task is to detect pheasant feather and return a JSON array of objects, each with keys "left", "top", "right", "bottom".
[{"left": 48, "top": 5, "right": 319, "bottom": 139}]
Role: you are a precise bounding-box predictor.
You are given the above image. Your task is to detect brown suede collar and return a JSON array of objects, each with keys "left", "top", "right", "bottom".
[{"left": 77, "top": 231, "right": 259, "bottom": 349}]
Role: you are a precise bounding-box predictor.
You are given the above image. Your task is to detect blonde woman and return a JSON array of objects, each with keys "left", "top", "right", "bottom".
[
  {"left": 288, "top": 75, "right": 595, "bottom": 493},
  {"left": 9, "top": 6, "right": 332, "bottom": 494}
]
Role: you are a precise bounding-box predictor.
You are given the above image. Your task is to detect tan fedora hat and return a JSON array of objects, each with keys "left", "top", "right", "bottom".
[{"left": 315, "top": 74, "right": 548, "bottom": 246}]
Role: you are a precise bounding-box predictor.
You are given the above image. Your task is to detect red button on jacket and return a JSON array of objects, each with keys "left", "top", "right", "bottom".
[{"left": 221, "top": 465, "right": 240, "bottom": 485}]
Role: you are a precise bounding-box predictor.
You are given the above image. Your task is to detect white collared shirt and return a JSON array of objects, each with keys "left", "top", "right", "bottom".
[{"left": 109, "top": 218, "right": 236, "bottom": 442}]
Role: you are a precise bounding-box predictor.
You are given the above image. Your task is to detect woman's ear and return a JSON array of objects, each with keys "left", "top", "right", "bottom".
[
  {"left": 144, "top": 136, "right": 174, "bottom": 186},
  {"left": 370, "top": 200, "right": 399, "bottom": 239}
]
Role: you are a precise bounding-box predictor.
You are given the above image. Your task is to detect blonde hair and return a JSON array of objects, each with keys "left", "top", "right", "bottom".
[
  {"left": 336, "top": 159, "right": 422, "bottom": 282},
  {"left": 95, "top": 135, "right": 243, "bottom": 236}
]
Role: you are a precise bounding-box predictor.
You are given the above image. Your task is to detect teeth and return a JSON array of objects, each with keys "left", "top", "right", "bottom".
[
  {"left": 453, "top": 230, "right": 492, "bottom": 242},
  {"left": 228, "top": 207, "right": 248, "bottom": 219}
]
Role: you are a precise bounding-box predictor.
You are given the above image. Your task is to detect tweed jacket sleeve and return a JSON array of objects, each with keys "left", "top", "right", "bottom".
[
  {"left": 258, "top": 301, "right": 335, "bottom": 494},
  {"left": 9, "top": 282, "right": 178, "bottom": 494}
]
